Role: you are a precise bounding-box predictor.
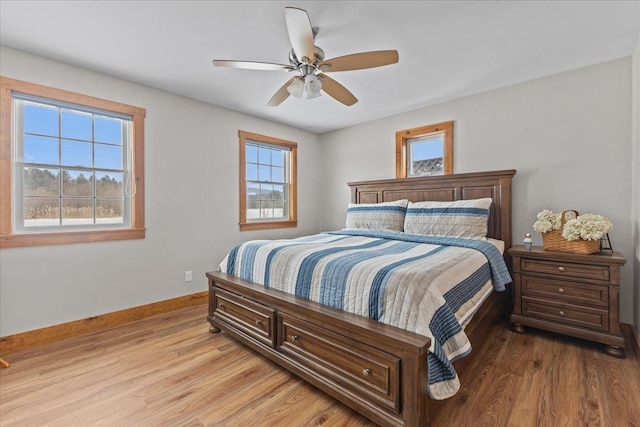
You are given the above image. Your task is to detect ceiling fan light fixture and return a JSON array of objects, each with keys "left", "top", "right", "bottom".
[
  {"left": 304, "top": 74, "right": 322, "bottom": 98},
  {"left": 287, "top": 77, "right": 304, "bottom": 98}
]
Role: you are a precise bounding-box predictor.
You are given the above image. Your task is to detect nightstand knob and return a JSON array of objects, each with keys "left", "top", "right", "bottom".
[
  {"left": 255, "top": 319, "right": 262, "bottom": 326},
  {"left": 291, "top": 335, "right": 298, "bottom": 342},
  {"left": 558, "top": 267, "right": 565, "bottom": 272},
  {"left": 559, "top": 310, "right": 565, "bottom": 317},
  {"left": 558, "top": 288, "right": 565, "bottom": 294},
  {"left": 362, "top": 368, "right": 371, "bottom": 376}
]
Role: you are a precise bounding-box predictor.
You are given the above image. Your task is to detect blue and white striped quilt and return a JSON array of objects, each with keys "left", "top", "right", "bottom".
[{"left": 219, "top": 229, "right": 511, "bottom": 400}]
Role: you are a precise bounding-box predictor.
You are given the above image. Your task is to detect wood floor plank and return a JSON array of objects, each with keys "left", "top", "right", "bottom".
[{"left": 1, "top": 304, "right": 639, "bottom": 427}]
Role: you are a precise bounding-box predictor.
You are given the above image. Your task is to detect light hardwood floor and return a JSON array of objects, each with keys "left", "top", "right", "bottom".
[{"left": 1, "top": 304, "right": 638, "bottom": 427}]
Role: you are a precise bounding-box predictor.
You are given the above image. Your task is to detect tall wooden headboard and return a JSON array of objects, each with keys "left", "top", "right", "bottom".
[{"left": 348, "top": 169, "right": 517, "bottom": 254}]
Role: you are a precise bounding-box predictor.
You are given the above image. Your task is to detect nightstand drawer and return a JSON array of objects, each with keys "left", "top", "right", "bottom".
[
  {"left": 521, "top": 259, "right": 609, "bottom": 282},
  {"left": 522, "top": 298, "right": 609, "bottom": 331},
  {"left": 521, "top": 276, "right": 608, "bottom": 308}
]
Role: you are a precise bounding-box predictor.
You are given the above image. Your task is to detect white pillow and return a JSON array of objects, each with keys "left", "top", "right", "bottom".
[
  {"left": 345, "top": 199, "right": 408, "bottom": 232},
  {"left": 404, "top": 198, "right": 492, "bottom": 239}
]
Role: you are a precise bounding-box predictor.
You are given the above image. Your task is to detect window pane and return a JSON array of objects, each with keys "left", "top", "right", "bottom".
[
  {"left": 258, "top": 147, "right": 271, "bottom": 165},
  {"left": 272, "top": 150, "right": 284, "bottom": 167},
  {"left": 95, "top": 172, "right": 123, "bottom": 197},
  {"left": 95, "top": 144, "right": 123, "bottom": 170},
  {"left": 260, "top": 183, "right": 274, "bottom": 199},
  {"left": 260, "top": 201, "right": 274, "bottom": 219},
  {"left": 246, "top": 163, "right": 258, "bottom": 181},
  {"left": 24, "top": 167, "right": 59, "bottom": 196},
  {"left": 23, "top": 102, "right": 59, "bottom": 137},
  {"left": 24, "top": 197, "right": 60, "bottom": 227},
  {"left": 273, "top": 199, "right": 285, "bottom": 218},
  {"left": 62, "top": 139, "right": 93, "bottom": 168},
  {"left": 271, "top": 166, "right": 284, "bottom": 183},
  {"left": 408, "top": 135, "right": 444, "bottom": 176},
  {"left": 23, "top": 135, "right": 59, "bottom": 164},
  {"left": 246, "top": 199, "right": 259, "bottom": 219},
  {"left": 62, "top": 198, "right": 93, "bottom": 225},
  {"left": 258, "top": 164, "right": 271, "bottom": 182},
  {"left": 63, "top": 169, "right": 94, "bottom": 197},
  {"left": 96, "top": 198, "right": 123, "bottom": 224},
  {"left": 246, "top": 144, "right": 258, "bottom": 163},
  {"left": 61, "top": 109, "right": 92, "bottom": 141},
  {"left": 94, "top": 116, "right": 122, "bottom": 145},
  {"left": 273, "top": 184, "right": 284, "bottom": 200},
  {"left": 247, "top": 183, "right": 260, "bottom": 198}
]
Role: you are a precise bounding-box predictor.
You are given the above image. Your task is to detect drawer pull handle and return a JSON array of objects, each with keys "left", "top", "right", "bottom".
[
  {"left": 559, "top": 310, "right": 565, "bottom": 317},
  {"left": 362, "top": 368, "right": 371, "bottom": 376},
  {"left": 558, "top": 267, "right": 565, "bottom": 272},
  {"left": 255, "top": 319, "right": 262, "bottom": 326},
  {"left": 218, "top": 303, "right": 224, "bottom": 308},
  {"left": 291, "top": 335, "right": 298, "bottom": 342},
  {"left": 558, "top": 288, "right": 565, "bottom": 294}
]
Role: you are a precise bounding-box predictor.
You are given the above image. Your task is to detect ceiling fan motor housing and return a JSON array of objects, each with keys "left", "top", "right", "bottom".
[{"left": 289, "top": 46, "right": 325, "bottom": 77}]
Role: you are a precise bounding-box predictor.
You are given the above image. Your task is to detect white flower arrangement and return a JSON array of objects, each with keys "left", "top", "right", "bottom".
[
  {"left": 532, "top": 209, "right": 561, "bottom": 233},
  {"left": 533, "top": 209, "right": 613, "bottom": 241},
  {"left": 562, "top": 213, "right": 613, "bottom": 241}
]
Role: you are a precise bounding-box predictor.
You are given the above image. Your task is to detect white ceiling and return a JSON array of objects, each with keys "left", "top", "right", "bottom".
[{"left": 1, "top": 1, "right": 639, "bottom": 134}]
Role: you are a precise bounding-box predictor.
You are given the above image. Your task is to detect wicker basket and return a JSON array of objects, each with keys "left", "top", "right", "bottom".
[{"left": 541, "top": 210, "right": 600, "bottom": 254}]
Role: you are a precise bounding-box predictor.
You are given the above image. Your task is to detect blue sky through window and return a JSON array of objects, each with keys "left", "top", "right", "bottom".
[
  {"left": 22, "top": 100, "right": 125, "bottom": 170},
  {"left": 412, "top": 136, "right": 444, "bottom": 161}
]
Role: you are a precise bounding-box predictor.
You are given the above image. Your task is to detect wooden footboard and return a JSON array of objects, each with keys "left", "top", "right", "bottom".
[
  {"left": 208, "top": 271, "right": 432, "bottom": 427},
  {"left": 207, "top": 272, "right": 506, "bottom": 427}
]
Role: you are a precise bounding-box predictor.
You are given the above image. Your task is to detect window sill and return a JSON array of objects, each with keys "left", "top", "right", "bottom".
[
  {"left": 0, "top": 228, "right": 146, "bottom": 248},
  {"left": 239, "top": 220, "right": 297, "bottom": 231}
]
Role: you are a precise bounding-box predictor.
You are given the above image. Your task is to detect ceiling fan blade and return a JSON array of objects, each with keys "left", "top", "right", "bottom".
[
  {"left": 267, "top": 77, "right": 298, "bottom": 106},
  {"left": 319, "top": 50, "right": 399, "bottom": 72},
  {"left": 212, "top": 60, "right": 294, "bottom": 72},
  {"left": 319, "top": 75, "right": 358, "bottom": 106},
  {"left": 285, "top": 7, "right": 315, "bottom": 62}
]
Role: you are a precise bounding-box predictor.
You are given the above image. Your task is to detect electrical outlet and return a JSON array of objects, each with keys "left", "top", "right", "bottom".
[{"left": 185, "top": 270, "right": 193, "bottom": 282}]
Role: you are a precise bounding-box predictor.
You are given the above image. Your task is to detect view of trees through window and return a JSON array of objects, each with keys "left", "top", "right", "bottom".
[
  {"left": 16, "top": 98, "right": 128, "bottom": 228},
  {"left": 23, "top": 168, "right": 124, "bottom": 226}
]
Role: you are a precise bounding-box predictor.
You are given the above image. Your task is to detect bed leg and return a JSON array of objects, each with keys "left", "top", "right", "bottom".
[
  {"left": 511, "top": 323, "right": 525, "bottom": 333},
  {"left": 209, "top": 325, "right": 221, "bottom": 333}
]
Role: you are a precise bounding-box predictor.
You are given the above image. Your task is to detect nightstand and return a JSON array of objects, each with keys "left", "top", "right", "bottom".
[{"left": 509, "top": 245, "right": 627, "bottom": 358}]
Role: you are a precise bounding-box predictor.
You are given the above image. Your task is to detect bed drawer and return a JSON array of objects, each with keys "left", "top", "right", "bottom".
[
  {"left": 212, "top": 287, "right": 276, "bottom": 347},
  {"left": 277, "top": 313, "right": 401, "bottom": 414},
  {"left": 520, "top": 258, "right": 609, "bottom": 282},
  {"left": 521, "top": 297, "right": 609, "bottom": 332},
  {"left": 521, "top": 276, "right": 608, "bottom": 308}
]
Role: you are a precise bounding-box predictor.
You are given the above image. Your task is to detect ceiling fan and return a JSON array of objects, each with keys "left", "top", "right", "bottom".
[{"left": 212, "top": 7, "right": 399, "bottom": 107}]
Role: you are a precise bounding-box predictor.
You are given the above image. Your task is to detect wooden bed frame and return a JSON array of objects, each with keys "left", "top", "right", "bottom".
[{"left": 207, "top": 169, "right": 516, "bottom": 427}]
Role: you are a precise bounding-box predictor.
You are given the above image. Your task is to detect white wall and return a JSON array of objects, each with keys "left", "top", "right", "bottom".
[
  {"left": 632, "top": 38, "right": 640, "bottom": 335},
  {"left": 0, "top": 46, "right": 322, "bottom": 336},
  {"left": 319, "top": 58, "right": 636, "bottom": 324}
]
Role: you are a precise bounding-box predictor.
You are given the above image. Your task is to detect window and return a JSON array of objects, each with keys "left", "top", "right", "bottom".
[
  {"left": 0, "top": 76, "right": 145, "bottom": 248},
  {"left": 395, "top": 121, "right": 453, "bottom": 178},
  {"left": 239, "top": 130, "right": 297, "bottom": 231}
]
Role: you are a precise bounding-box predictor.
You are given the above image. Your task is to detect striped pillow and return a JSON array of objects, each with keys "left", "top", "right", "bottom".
[
  {"left": 404, "top": 198, "right": 492, "bottom": 239},
  {"left": 346, "top": 199, "right": 409, "bottom": 232}
]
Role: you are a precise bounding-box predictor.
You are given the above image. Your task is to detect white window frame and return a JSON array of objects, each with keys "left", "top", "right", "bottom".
[{"left": 13, "top": 96, "right": 133, "bottom": 232}]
